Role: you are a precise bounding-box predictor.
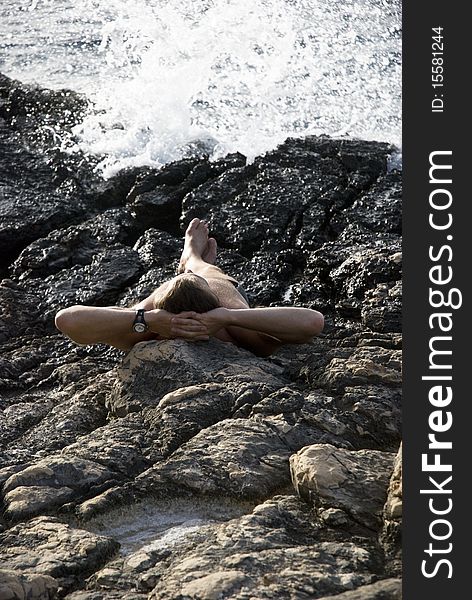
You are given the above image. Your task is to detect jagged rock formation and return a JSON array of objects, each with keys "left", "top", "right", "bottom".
[{"left": 0, "top": 74, "right": 402, "bottom": 599}]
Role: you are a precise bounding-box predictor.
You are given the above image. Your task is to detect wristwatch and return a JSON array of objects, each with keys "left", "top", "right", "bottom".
[{"left": 132, "top": 309, "right": 149, "bottom": 333}]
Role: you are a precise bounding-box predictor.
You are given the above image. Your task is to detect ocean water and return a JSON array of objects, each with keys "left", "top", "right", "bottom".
[{"left": 0, "top": 0, "right": 401, "bottom": 177}]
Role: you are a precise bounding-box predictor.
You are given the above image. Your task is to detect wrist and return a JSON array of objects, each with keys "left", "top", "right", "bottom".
[
  {"left": 224, "top": 307, "right": 239, "bottom": 326},
  {"left": 146, "top": 309, "right": 167, "bottom": 333}
]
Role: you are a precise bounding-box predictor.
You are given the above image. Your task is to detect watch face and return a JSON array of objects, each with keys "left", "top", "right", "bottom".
[{"left": 133, "top": 322, "right": 147, "bottom": 333}]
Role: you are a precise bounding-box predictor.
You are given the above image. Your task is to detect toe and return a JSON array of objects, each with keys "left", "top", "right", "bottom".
[
  {"left": 187, "top": 218, "right": 200, "bottom": 232},
  {"left": 203, "top": 237, "right": 217, "bottom": 264}
]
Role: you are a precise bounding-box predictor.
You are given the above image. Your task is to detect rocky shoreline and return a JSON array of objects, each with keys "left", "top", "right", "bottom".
[{"left": 0, "top": 74, "right": 402, "bottom": 599}]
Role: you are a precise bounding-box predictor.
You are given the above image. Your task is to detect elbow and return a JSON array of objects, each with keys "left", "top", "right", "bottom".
[
  {"left": 305, "top": 310, "right": 324, "bottom": 341},
  {"left": 54, "top": 308, "right": 71, "bottom": 333},
  {"left": 55, "top": 306, "right": 87, "bottom": 343},
  {"left": 55, "top": 307, "right": 74, "bottom": 334}
]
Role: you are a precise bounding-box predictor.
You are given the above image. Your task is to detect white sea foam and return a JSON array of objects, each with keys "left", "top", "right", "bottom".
[{"left": 1, "top": 0, "right": 401, "bottom": 177}]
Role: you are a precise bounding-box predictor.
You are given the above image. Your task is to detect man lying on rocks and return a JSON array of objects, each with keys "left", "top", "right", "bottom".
[{"left": 55, "top": 218, "right": 324, "bottom": 356}]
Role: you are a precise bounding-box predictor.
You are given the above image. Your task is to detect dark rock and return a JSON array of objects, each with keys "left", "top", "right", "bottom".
[
  {"left": 0, "top": 280, "right": 44, "bottom": 343},
  {"left": 331, "top": 171, "right": 402, "bottom": 236},
  {"left": 129, "top": 186, "right": 186, "bottom": 235},
  {"left": 116, "top": 266, "right": 176, "bottom": 308},
  {"left": 0, "top": 73, "right": 88, "bottom": 135},
  {"left": 126, "top": 154, "right": 247, "bottom": 237},
  {"left": 0, "top": 335, "right": 120, "bottom": 395},
  {"left": 132, "top": 228, "right": 182, "bottom": 270},
  {"left": 362, "top": 280, "right": 402, "bottom": 333},
  {"left": 181, "top": 136, "right": 393, "bottom": 259},
  {"left": 10, "top": 208, "right": 141, "bottom": 280},
  {"left": 0, "top": 75, "right": 92, "bottom": 266},
  {"left": 0, "top": 369, "right": 111, "bottom": 469},
  {"left": 338, "top": 385, "right": 402, "bottom": 451},
  {"left": 3, "top": 246, "right": 142, "bottom": 341}
]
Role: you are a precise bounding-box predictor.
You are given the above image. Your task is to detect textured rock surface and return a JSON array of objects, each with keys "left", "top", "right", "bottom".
[
  {"left": 1, "top": 74, "right": 402, "bottom": 598},
  {"left": 290, "top": 444, "right": 395, "bottom": 532},
  {"left": 0, "top": 517, "right": 119, "bottom": 596},
  {"left": 316, "top": 578, "right": 402, "bottom": 600},
  {"left": 380, "top": 444, "right": 402, "bottom": 577},
  {"left": 67, "top": 496, "right": 384, "bottom": 599},
  {"left": 0, "top": 569, "right": 59, "bottom": 600}
]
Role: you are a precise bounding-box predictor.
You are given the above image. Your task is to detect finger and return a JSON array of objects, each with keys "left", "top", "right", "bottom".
[
  {"left": 172, "top": 328, "right": 206, "bottom": 339},
  {"left": 173, "top": 316, "right": 207, "bottom": 326},
  {"left": 171, "top": 320, "right": 207, "bottom": 331},
  {"left": 172, "top": 329, "right": 193, "bottom": 338},
  {"left": 171, "top": 329, "right": 208, "bottom": 338},
  {"left": 171, "top": 316, "right": 204, "bottom": 325},
  {"left": 175, "top": 330, "right": 210, "bottom": 342},
  {"left": 175, "top": 311, "right": 198, "bottom": 319}
]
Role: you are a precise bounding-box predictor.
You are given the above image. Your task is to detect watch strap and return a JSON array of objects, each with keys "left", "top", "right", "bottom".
[{"left": 133, "top": 308, "right": 149, "bottom": 331}]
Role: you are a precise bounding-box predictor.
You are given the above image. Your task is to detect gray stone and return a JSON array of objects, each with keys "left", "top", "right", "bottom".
[
  {"left": 318, "top": 346, "right": 402, "bottom": 393},
  {"left": 315, "top": 578, "right": 402, "bottom": 600},
  {"left": 290, "top": 444, "right": 396, "bottom": 531},
  {"left": 1, "top": 373, "right": 112, "bottom": 469},
  {"left": 380, "top": 445, "right": 402, "bottom": 577},
  {"left": 362, "top": 281, "right": 402, "bottom": 334},
  {"left": 79, "top": 495, "right": 382, "bottom": 599},
  {"left": 0, "top": 569, "right": 58, "bottom": 600},
  {"left": 109, "top": 338, "right": 285, "bottom": 416},
  {"left": 0, "top": 517, "right": 119, "bottom": 595},
  {"left": 132, "top": 416, "right": 293, "bottom": 499},
  {"left": 3, "top": 456, "right": 116, "bottom": 521}
]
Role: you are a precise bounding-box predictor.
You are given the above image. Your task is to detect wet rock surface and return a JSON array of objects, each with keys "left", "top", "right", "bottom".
[{"left": 1, "top": 74, "right": 402, "bottom": 598}]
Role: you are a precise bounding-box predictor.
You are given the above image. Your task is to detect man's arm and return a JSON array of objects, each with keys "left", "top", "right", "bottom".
[
  {"left": 132, "top": 289, "right": 162, "bottom": 310},
  {"left": 55, "top": 306, "right": 209, "bottom": 351},
  {"left": 224, "top": 307, "right": 324, "bottom": 343},
  {"left": 178, "top": 306, "right": 324, "bottom": 355}
]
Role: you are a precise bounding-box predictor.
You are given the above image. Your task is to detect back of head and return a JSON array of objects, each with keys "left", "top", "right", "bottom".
[{"left": 153, "top": 276, "right": 220, "bottom": 314}]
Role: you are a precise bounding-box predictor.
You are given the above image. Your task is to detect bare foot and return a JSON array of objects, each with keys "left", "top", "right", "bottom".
[
  {"left": 178, "top": 218, "right": 209, "bottom": 273},
  {"left": 202, "top": 237, "right": 217, "bottom": 265}
]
